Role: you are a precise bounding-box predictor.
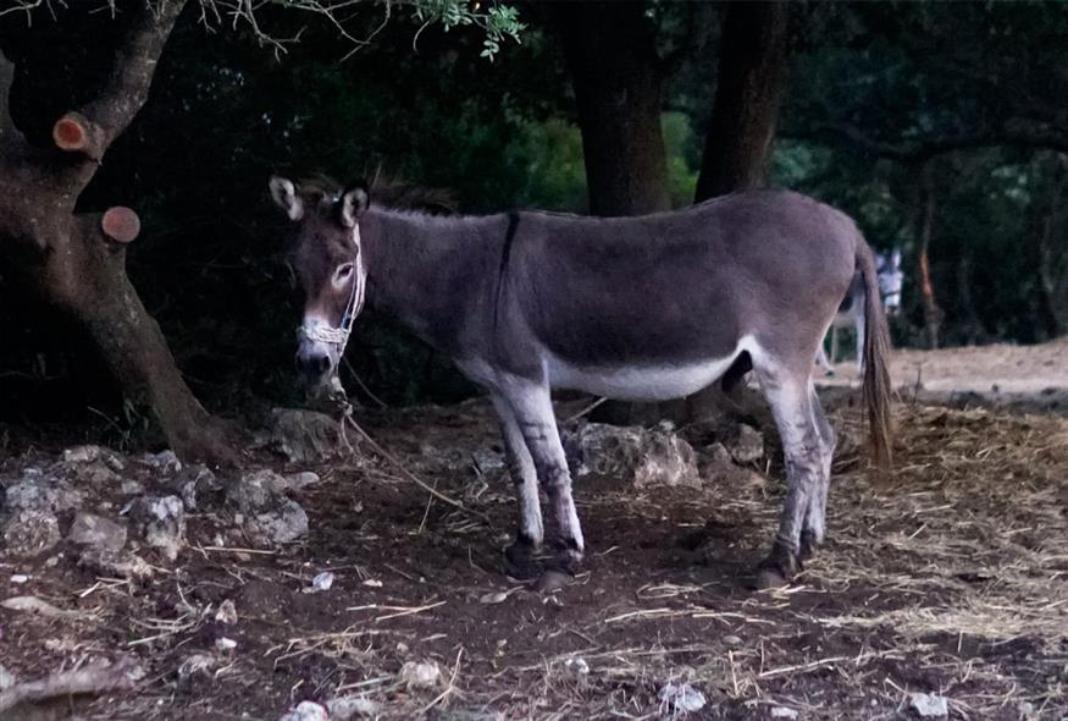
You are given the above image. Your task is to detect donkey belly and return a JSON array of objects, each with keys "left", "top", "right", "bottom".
[{"left": 545, "top": 335, "right": 756, "bottom": 401}]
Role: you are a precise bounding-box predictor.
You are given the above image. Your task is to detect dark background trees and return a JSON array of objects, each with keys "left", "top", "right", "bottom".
[{"left": 1, "top": 1, "right": 1065, "bottom": 455}]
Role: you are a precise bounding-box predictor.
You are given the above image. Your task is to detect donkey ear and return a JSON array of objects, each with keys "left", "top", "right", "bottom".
[
  {"left": 269, "top": 176, "right": 303, "bottom": 221},
  {"left": 339, "top": 184, "right": 370, "bottom": 229}
]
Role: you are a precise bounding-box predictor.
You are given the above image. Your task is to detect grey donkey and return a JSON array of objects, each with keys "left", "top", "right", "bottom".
[{"left": 269, "top": 176, "right": 893, "bottom": 589}]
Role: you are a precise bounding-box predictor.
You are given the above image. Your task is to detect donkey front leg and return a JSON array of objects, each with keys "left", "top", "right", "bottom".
[
  {"left": 755, "top": 371, "right": 826, "bottom": 589},
  {"left": 498, "top": 382, "right": 584, "bottom": 574},
  {"left": 489, "top": 393, "right": 544, "bottom": 578}
]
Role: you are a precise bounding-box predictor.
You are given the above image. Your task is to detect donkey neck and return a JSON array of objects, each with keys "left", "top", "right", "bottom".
[{"left": 360, "top": 207, "right": 504, "bottom": 354}]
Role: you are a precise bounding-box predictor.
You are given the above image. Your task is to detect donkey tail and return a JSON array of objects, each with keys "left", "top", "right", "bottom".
[{"left": 857, "top": 237, "right": 894, "bottom": 468}]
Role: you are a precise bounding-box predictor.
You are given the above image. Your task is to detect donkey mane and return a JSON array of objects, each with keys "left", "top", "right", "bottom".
[{"left": 296, "top": 174, "right": 457, "bottom": 215}]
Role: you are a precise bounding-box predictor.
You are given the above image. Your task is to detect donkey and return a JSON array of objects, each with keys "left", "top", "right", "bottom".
[
  {"left": 816, "top": 249, "right": 903, "bottom": 374},
  {"left": 269, "top": 176, "right": 892, "bottom": 589}
]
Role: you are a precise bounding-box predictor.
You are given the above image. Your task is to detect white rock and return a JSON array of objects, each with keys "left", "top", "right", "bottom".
[
  {"left": 215, "top": 637, "right": 238, "bottom": 652},
  {"left": 399, "top": 660, "right": 441, "bottom": 689},
  {"left": 564, "top": 657, "right": 589, "bottom": 675},
  {"left": 5, "top": 476, "right": 84, "bottom": 514},
  {"left": 0, "top": 663, "right": 15, "bottom": 690},
  {"left": 130, "top": 495, "right": 186, "bottom": 561},
  {"left": 62, "top": 445, "right": 103, "bottom": 464},
  {"left": 10, "top": 574, "right": 29, "bottom": 584},
  {"left": 909, "top": 692, "right": 949, "bottom": 718},
  {"left": 658, "top": 682, "right": 706, "bottom": 715},
  {"left": 121, "top": 480, "right": 145, "bottom": 495},
  {"left": 771, "top": 707, "right": 799, "bottom": 719},
  {"left": 2, "top": 510, "right": 61, "bottom": 557},
  {"left": 263, "top": 408, "right": 339, "bottom": 463},
  {"left": 285, "top": 472, "right": 321, "bottom": 490},
  {"left": 178, "top": 653, "right": 216, "bottom": 680},
  {"left": 308, "top": 572, "right": 334, "bottom": 592},
  {"left": 562, "top": 423, "right": 701, "bottom": 488},
  {"left": 326, "top": 696, "right": 381, "bottom": 719},
  {"left": 140, "top": 450, "right": 182, "bottom": 474},
  {"left": 362, "top": 578, "right": 383, "bottom": 588},
  {"left": 728, "top": 423, "right": 765, "bottom": 463},
  {"left": 67, "top": 512, "right": 128, "bottom": 552},
  {"left": 278, "top": 701, "right": 329, "bottom": 721},
  {"left": 215, "top": 599, "right": 238, "bottom": 624}
]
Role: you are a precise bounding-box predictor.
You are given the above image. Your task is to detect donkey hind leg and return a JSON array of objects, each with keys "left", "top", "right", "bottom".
[
  {"left": 490, "top": 394, "right": 544, "bottom": 578},
  {"left": 754, "top": 367, "right": 826, "bottom": 589},
  {"left": 800, "top": 384, "right": 836, "bottom": 560},
  {"left": 499, "top": 381, "right": 584, "bottom": 574}
]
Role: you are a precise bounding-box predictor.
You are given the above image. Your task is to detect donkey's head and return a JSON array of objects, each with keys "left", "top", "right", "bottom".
[
  {"left": 269, "top": 176, "right": 370, "bottom": 385},
  {"left": 876, "top": 249, "right": 904, "bottom": 317}
]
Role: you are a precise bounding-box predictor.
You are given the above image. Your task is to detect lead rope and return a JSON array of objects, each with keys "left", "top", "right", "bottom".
[{"left": 296, "top": 251, "right": 485, "bottom": 521}]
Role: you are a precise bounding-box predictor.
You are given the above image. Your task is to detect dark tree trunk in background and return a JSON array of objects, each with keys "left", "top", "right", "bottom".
[
  {"left": 0, "top": 3, "right": 235, "bottom": 465},
  {"left": 552, "top": 1, "right": 671, "bottom": 216},
  {"left": 956, "top": 255, "right": 987, "bottom": 344},
  {"left": 695, "top": 1, "right": 789, "bottom": 201},
  {"left": 687, "top": 1, "right": 789, "bottom": 422},
  {"left": 916, "top": 163, "right": 942, "bottom": 350},
  {"left": 1036, "top": 153, "right": 1067, "bottom": 339}
]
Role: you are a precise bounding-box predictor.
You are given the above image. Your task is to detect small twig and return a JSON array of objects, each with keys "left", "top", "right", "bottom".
[
  {"left": 563, "top": 396, "right": 607, "bottom": 425},
  {"left": 422, "top": 647, "right": 464, "bottom": 714},
  {"left": 346, "top": 600, "right": 447, "bottom": 622},
  {"left": 0, "top": 657, "right": 143, "bottom": 713}
]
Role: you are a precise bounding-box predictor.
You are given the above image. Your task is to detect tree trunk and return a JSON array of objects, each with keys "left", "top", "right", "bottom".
[
  {"left": 956, "top": 254, "right": 986, "bottom": 344},
  {"left": 1036, "top": 153, "right": 1067, "bottom": 339},
  {"left": 916, "top": 163, "right": 942, "bottom": 349},
  {"left": 0, "top": 4, "right": 236, "bottom": 465},
  {"left": 694, "top": 1, "right": 789, "bottom": 201},
  {"left": 687, "top": 1, "right": 789, "bottom": 422},
  {"left": 552, "top": 1, "right": 671, "bottom": 217}
]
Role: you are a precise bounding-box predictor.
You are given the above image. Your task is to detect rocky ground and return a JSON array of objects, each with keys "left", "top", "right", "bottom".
[{"left": 1, "top": 344, "right": 1067, "bottom": 720}]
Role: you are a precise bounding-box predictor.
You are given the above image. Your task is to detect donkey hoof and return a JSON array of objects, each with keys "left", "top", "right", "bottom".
[
  {"left": 534, "top": 568, "right": 573, "bottom": 594},
  {"left": 799, "top": 530, "right": 821, "bottom": 561},
  {"left": 754, "top": 545, "right": 801, "bottom": 589},
  {"left": 754, "top": 566, "right": 789, "bottom": 590},
  {"left": 504, "top": 539, "right": 540, "bottom": 581}
]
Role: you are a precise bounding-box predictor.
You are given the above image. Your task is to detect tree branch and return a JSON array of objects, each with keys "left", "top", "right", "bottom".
[
  {"left": 657, "top": 3, "right": 715, "bottom": 79},
  {"left": 76, "top": 0, "right": 188, "bottom": 157},
  {"left": 0, "top": 47, "right": 23, "bottom": 149}
]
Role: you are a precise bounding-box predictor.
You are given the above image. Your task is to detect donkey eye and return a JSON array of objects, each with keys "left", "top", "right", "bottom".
[{"left": 334, "top": 263, "right": 354, "bottom": 284}]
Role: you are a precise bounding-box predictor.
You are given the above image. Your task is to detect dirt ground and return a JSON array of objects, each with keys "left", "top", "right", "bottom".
[
  {"left": 820, "top": 336, "right": 1068, "bottom": 416},
  {"left": 1, "top": 341, "right": 1067, "bottom": 721}
]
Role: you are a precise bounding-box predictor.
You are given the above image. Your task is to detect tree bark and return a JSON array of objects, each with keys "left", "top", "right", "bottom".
[
  {"left": 695, "top": 1, "right": 789, "bottom": 201},
  {"left": 0, "top": 4, "right": 235, "bottom": 465},
  {"left": 552, "top": 1, "right": 671, "bottom": 216}
]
